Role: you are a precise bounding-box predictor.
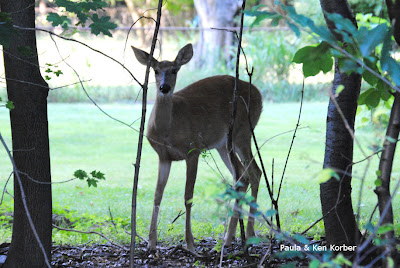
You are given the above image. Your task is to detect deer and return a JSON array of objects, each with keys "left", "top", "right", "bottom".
[{"left": 131, "top": 43, "right": 262, "bottom": 251}]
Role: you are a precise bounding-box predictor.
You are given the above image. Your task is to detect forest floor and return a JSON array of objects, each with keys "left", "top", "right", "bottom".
[{"left": 1, "top": 238, "right": 312, "bottom": 267}]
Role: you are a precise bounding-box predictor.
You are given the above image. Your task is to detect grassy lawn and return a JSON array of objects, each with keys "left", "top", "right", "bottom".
[{"left": 0, "top": 101, "right": 399, "bottom": 245}]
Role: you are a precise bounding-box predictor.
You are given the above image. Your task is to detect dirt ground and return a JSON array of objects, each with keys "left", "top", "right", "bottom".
[
  {"left": 50, "top": 239, "right": 310, "bottom": 267},
  {"left": 0, "top": 238, "right": 312, "bottom": 267}
]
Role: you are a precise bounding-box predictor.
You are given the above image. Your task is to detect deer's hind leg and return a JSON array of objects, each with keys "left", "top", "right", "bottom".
[
  {"left": 184, "top": 153, "right": 200, "bottom": 251},
  {"left": 217, "top": 146, "right": 249, "bottom": 246},
  {"left": 235, "top": 139, "right": 262, "bottom": 239}
]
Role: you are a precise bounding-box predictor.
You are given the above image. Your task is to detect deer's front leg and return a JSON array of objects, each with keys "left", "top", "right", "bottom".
[
  {"left": 184, "top": 154, "right": 199, "bottom": 251},
  {"left": 148, "top": 160, "right": 172, "bottom": 251}
]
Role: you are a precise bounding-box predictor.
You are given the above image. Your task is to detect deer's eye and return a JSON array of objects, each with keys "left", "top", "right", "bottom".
[
  {"left": 154, "top": 70, "right": 160, "bottom": 75},
  {"left": 171, "top": 69, "right": 178, "bottom": 74}
]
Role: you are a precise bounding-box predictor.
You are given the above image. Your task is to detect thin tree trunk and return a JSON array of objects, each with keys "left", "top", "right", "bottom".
[
  {"left": 1, "top": 0, "right": 52, "bottom": 267},
  {"left": 375, "top": 92, "right": 400, "bottom": 259},
  {"left": 374, "top": 0, "right": 400, "bottom": 261},
  {"left": 319, "top": 0, "right": 362, "bottom": 247},
  {"left": 124, "top": 0, "right": 147, "bottom": 46},
  {"left": 193, "top": 0, "right": 241, "bottom": 69}
]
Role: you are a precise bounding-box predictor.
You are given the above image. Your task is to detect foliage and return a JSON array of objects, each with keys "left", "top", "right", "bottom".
[
  {"left": 74, "top": 169, "right": 106, "bottom": 187},
  {"left": 284, "top": 9, "right": 399, "bottom": 112},
  {"left": 47, "top": 0, "right": 117, "bottom": 36},
  {"left": 0, "top": 97, "right": 14, "bottom": 111}
]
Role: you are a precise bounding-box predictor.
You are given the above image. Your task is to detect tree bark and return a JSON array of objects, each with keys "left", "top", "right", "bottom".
[
  {"left": 193, "top": 0, "right": 242, "bottom": 69},
  {"left": 319, "top": 0, "right": 362, "bottom": 247},
  {"left": 1, "top": 0, "right": 52, "bottom": 267},
  {"left": 374, "top": 0, "right": 400, "bottom": 261}
]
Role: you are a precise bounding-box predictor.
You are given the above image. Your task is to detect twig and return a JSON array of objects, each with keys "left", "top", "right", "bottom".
[
  {"left": 0, "top": 172, "right": 13, "bottom": 206},
  {"left": 14, "top": 25, "right": 142, "bottom": 87},
  {"left": 258, "top": 242, "right": 272, "bottom": 268},
  {"left": 277, "top": 78, "right": 304, "bottom": 201},
  {"left": 52, "top": 224, "right": 128, "bottom": 251},
  {"left": 130, "top": 2, "right": 163, "bottom": 267}
]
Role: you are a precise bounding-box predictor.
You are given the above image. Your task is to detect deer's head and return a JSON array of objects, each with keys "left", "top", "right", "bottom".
[{"left": 132, "top": 44, "right": 193, "bottom": 95}]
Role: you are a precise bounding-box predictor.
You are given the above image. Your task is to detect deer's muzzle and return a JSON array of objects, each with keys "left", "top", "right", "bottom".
[{"left": 160, "top": 84, "right": 171, "bottom": 94}]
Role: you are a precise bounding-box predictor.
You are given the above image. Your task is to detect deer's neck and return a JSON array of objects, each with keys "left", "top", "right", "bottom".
[{"left": 151, "top": 94, "right": 173, "bottom": 134}]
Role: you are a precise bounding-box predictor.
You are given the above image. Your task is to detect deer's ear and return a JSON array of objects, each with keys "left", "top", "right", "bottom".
[
  {"left": 174, "top": 44, "right": 193, "bottom": 66},
  {"left": 131, "top": 46, "right": 158, "bottom": 68}
]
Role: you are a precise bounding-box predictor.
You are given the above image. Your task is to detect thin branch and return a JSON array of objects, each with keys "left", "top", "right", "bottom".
[
  {"left": 277, "top": 77, "right": 304, "bottom": 201},
  {"left": 130, "top": 1, "right": 163, "bottom": 266},
  {"left": 52, "top": 224, "right": 128, "bottom": 251},
  {"left": 14, "top": 26, "right": 142, "bottom": 87},
  {"left": 0, "top": 172, "right": 13, "bottom": 206}
]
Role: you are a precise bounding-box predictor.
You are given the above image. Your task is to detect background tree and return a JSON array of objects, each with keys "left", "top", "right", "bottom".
[
  {"left": 193, "top": 0, "right": 242, "bottom": 68},
  {"left": 319, "top": 0, "right": 362, "bottom": 248},
  {"left": 1, "top": 0, "right": 52, "bottom": 266}
]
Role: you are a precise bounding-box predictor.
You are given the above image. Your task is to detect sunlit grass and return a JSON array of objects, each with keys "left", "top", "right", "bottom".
[{"left": 0, "top": 102, "right": 399, "bottom": 245}]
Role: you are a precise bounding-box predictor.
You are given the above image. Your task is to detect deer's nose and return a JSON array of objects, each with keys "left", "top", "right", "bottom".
[{"left": 160, "top": 84, "right": 171, "bottom": 94}]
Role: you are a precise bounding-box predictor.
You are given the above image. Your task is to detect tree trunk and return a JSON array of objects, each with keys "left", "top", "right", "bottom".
[
  {"left": 124, "top": 0, "right": 147, "bottom": 46},
  {"left": 1, "top": 0, "right": 52, "bottom": 267},
  {"left": 319, "top": 0, "right": 362, "bottom": 247},
  {"left": 374, "top": 0, "right": 400, "bottom": 261},
  {"left": 193, "top": 0, "right": 242, "bottom": 69}
]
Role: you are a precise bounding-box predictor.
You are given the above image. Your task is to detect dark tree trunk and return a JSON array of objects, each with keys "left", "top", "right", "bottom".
[
  {"left": 374, "top": 0, "right": 400, "bottom": 261},
  {"left": 193, "top": 0, "right": 242, "bottom": 69},
  {"left": 319, "top": 0, "right": 362, "bottom": 247},
  {"left": 1, "top": 0, "right": 52, "bottom": 267}
]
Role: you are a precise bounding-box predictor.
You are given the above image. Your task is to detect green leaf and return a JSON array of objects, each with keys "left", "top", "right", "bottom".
[
  {"left": 74, "top": 169, "right": 88, "bottom": 180},
  {"left": 87, "top": 178, "right": 97, "bottom": 187},
  {"left": 292, "top": 42, "right": 333, "bottom": 77},
  {"left": 318, "top": 168, "right": 339, "bottom": 183},
  {"left": 357, "top": 24, "right": 388, "bottom": 57},
  {"left": 5, "top": 101, "right": 14, "bottom": 110},
  {"left": 243, "top": 8, "right": 277, "bottom": 28},
  {"left": 90, "top": 170, "right": 105, "bottom": 180},
  {"left": 265, "top": 209, "right": 277, "bottom": 218},
  {"left": 285, "top": 6, "right": 336, "bottom": 43},
  {"left": 381, "top": 28, "right": 400, "bottom": 86},
  {"left": 286, "top": 21, "right": 300, "bottom": 37},
  {"left": 377, "top": 223, "right": 393, "bottom": 235},
  {"left": 334, "top": 253, "right": 352, "bottom": 266},
  {"left": 374, "top": 178, "right": 382, "bottom": 187},
  {"left": 364, "top": 222, "right": 374, "bottom": 232},
  {"left": 89, "top": 14, "right": 117, "bottom": 37},
  {"left": 338, "top": 58, "right": 363, "bottom": 74},
  {"left": 362, "top": 57, "right": 380, "bottom": 86},
  {"left": 54, "top": 70, "right": 63, "bottom": 77},
  {"left": 293, "top": 234, "right": 309, "bottom": 244},
  {"left": 376, "top": 170, "right": 382, "bottom": 177},
  {"left": 326, "top": 13, "right": 358, "bottom": 37},
  {"left": 376, "top": 80, "right": 392, "bottom": 101},
  {"left": 336, "top": 85, "right": 345, "bottom": 96},
  {"left": 46, "top": 13, "right": 71, "bottom": 29},
  {"left": 309, "top": 259, "right": 320, "bottom": 268},
  {"left": 358, "top": 88, "right": 381, "bottom": 109}
]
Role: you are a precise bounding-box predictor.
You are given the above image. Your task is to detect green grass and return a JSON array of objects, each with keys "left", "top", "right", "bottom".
[{"left": 0, "top": 102, "right": 399, "bottom": 245}]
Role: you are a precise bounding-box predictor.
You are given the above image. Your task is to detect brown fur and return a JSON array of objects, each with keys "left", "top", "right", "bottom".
[{"left": 132, "top": 44, "right": 263, "bottom": 251}]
